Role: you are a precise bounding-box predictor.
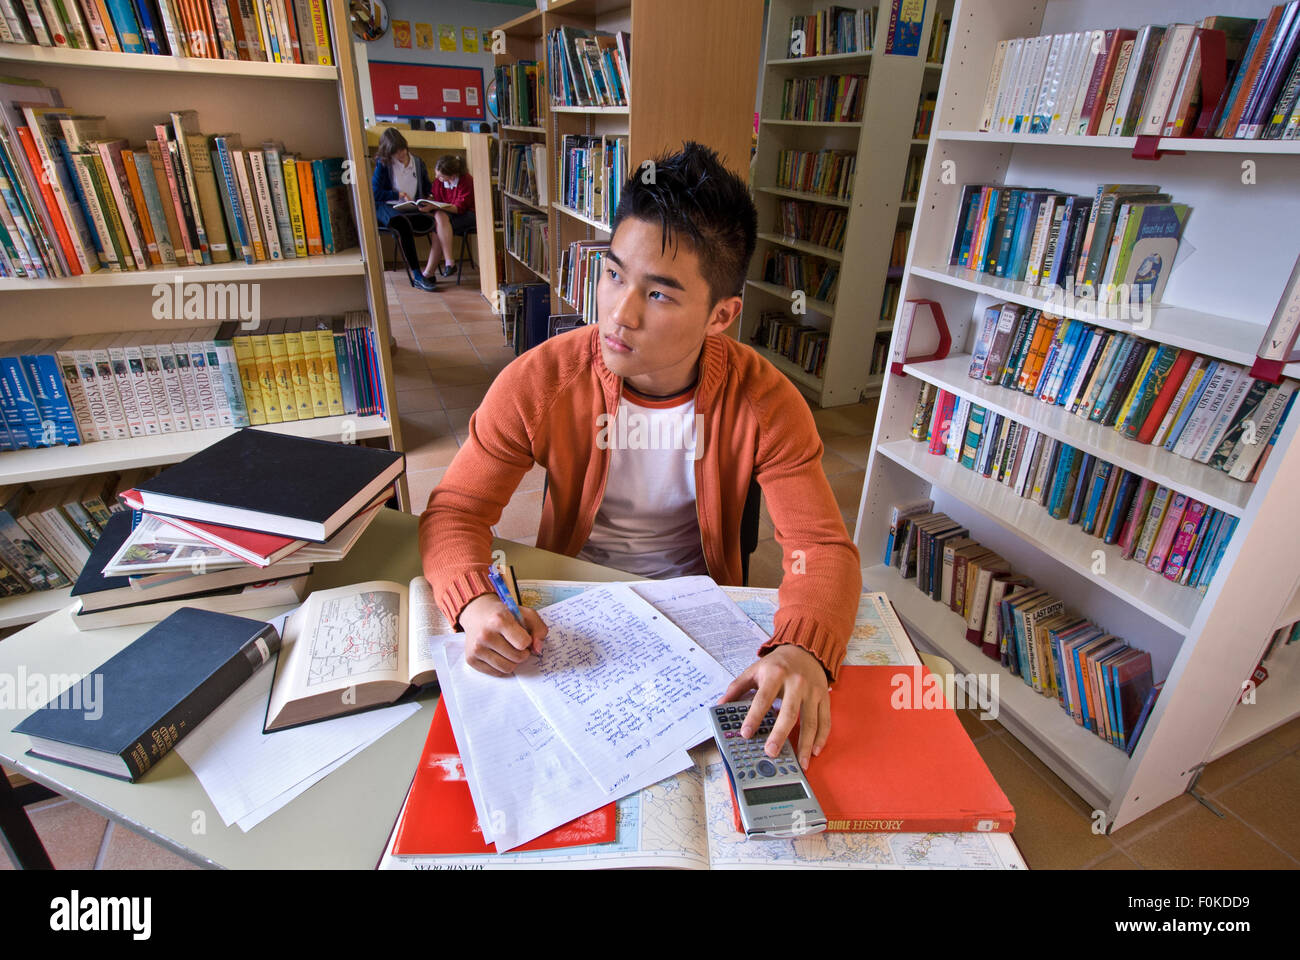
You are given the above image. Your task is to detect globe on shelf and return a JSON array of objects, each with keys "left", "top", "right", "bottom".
[{"left": 350, "top": 0, "right": 390, "bottom": 42}]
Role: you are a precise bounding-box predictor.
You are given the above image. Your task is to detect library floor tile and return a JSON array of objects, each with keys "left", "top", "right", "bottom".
[
  {"left": 820, "top": 449, "right": 860, "bottom": 478},
  {"left": 1214, "top": 754, "right": 1300, "bottom": 861},
  {"left": 23, "top": 798, "right": 108, "bottom": 870},
  {"left": 395, "top": 387, "right": 442, "bottom": 415},
  {"left": 1121, "top": 805, "right": 1296, "bottom": 870},
  {"left": 439, "top": 383, "right": 492, "bottom": 410},
  {"left": 812, "top": 402, "right": 876, "bottom": 437},
  {"left": 404, "top": 435, "right": 462, "bottom": 474},
  {"left": 828, "top": 470, "right": 867, "bottom": 514},
  {"left": 1194, "top": 730, "right": 1298, "bottom": 795},
  {"left": 747, "top": 539, "right": 785, "bottom": 590},
  {"left": 406, "top": 468, "right": 448, "bottom": 514},
  {"left": 444, "top": 406, "right": 474, "bottom": 434},
  {"left": 823, "top": 432, "right": 873, "bottom": 469},
  {"left": 999, "top": 731, "right": 1100, "bottom": 821},
  {"left": 494, "top": 489, "right": 546, "bottom": 545},
  {"left": 98, "top": 822, "right": 201, "bottom": 870},
  {"left": 1087, "top": 849, "right": 1142, "bottom": 869},
  {"left": 1107, "top": 794, "right": 1200, "bottom": 846},
  {"left": 973, "top": 734, "right": 1114, "bottom": 869},
  {"left": 429, "top": 364, "right": 495, "bottom": 388},
  {"left": 954, "top": 708, "right": 994, "bottom": 743}
]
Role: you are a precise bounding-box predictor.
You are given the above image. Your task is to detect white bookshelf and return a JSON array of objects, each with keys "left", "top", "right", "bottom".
[
  {"left": 0, "top": 0, "right": 407, "bottom": 626},
  {"left": 742, "top": 0, "right": 952, "bottom": 406},
  {"left": 855, "top": 0, "right": 1300, "bottom": 830},
  {"left": 495, "top": 0, "right": 763, "bottom": 321}
]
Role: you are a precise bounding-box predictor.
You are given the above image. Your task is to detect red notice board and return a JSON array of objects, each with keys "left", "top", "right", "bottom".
[{"left": 369, "top": 61, "right": 485, "bottom": 120}]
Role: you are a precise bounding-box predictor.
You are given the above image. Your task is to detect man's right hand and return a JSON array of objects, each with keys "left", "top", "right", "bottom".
[{"left": 459, "top": 593, "right": 548, "bottom": 676}]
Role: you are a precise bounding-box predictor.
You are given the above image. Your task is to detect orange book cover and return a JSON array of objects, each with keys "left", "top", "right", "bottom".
[
  {"left": 120, "top": 149, "right": 162, "bottom": 266},
  {"left": 730, "top": 665, "right": 1015, "bottom": 833},
  {"left": 296, "top": 159, "right": 323, "bottom": 256},
  {"left": 1018, "top": 314, "right": 1059, "bottom": 392},
  {"left": 14, "top": 126, "right": 81, "bottom": 276},
  {"left": 390, "top": 698, "right": 616, "bottom": 856}
]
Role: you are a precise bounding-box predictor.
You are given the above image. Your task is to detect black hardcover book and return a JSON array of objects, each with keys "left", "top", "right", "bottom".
[
  {"left": 69, "top": 510, "right": 134, "bottom": 607},
  {"left": 13, "top": 608, "right": 280, "bottom": 781},
  {"left": 135, "top": 429, "right": 404, "bottom": 541}
]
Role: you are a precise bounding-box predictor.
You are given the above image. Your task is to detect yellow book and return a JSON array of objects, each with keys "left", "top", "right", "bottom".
[
  {"left": 314, "top": 322, "right": 343, "bottom": 416},
  {"left": 283, "top": 319, "right": 314, "bottom": 420},
  {"left": 267, "top": 318, "right": 298, "bottom": 421},
  {"left": 281, "top": 155, "right": 309, "bottom": 258},
  {"left": 1114, "top": 345, "right": 1158, "bottom": 430},
  {"left": 250, "top": 328, "right": 282, "bottom": 424},
  {"left": 301, "top": 317, "right": 328, "bottom": 417},
  {"left": 231, "top": 333, "right": 267, "bottom": 426}
]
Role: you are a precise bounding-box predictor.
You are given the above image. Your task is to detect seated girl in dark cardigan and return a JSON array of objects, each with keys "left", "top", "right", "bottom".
[{"left": 372, "top": 127, "right": 438, "bottom": 292}]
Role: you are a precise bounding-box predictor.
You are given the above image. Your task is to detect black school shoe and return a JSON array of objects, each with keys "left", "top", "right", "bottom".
[
  {"left": 438, "top": 262, "right": 458, "bottom": 279},
  {"left": 410, "top": 272, "right": 437, "bottom": 292}
]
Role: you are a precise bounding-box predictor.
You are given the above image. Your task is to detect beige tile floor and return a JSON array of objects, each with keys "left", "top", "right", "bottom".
[{"left": 4, "top": 269, "right": 1296, "bottom": 870}]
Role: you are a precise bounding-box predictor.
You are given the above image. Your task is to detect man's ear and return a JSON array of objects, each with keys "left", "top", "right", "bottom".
[{"left": 707, "top": 295, "right": 744, "bottom": 337}]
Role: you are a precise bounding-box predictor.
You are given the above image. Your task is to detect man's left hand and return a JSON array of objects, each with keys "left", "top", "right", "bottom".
[{"left": 720, "top": 645, "right": 830, "bottom": 768}]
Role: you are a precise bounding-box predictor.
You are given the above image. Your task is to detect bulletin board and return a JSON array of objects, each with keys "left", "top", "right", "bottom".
[{"left": 368, "top": 61, "right": 486, "bottom": 120}]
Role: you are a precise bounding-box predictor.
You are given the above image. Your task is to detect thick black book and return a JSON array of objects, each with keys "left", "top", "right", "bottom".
[
  {"left": 134, "top": 429, "right": 404, "bottom": 541},
  {"left": 12, "top": 608, "right": 280, "bottom": 781}
]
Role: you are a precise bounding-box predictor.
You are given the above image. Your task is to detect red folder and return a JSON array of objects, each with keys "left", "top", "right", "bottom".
[
  {"left": 391, "top": 698, "right": 616, "bottom": 855},
  {"left": 731, "top": 665, "right": 1014, "bottom": 833}
]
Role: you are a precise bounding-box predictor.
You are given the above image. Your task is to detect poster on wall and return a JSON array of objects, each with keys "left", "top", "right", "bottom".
[
  {"left": 461, "top": 26, "right": 478, "bottom": 52},
  {"left": 438, "top": 24, "right": 457, "bottom": 51},
  {"left": 392, "top": 19, "right": 411, "bottom": 48},
  {"left": 481, "top": 28, "right": 493, "bottom": 51},
  {"left": 415, "top": 22, "right": 432, "bottom": 49}
]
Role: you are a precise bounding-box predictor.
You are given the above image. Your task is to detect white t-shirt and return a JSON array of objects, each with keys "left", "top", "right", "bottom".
[
  {"left": 577, "top": 389, "right": 708, "bottom": 579},
  {"left": 392, "top": 154, "right": 419, "bottom": 200}
]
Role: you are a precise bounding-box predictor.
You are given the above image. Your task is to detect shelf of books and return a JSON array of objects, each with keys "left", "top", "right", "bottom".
[
  {"left": 741, "top": 0, "right": 952, "bottom": 407},
  {"left": 493, "top": 0, "right": 761, "bottom": 349},
  {"left": 855, "top": 0, "right": 1300, "bottom": 830},
  {"left": 0, "top": 0, "right": 407, "bottom": 625}
]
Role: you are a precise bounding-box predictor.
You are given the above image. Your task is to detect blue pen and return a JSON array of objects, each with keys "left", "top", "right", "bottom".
[{"left": 486, "top": 565, "right": 526, "bottom": 626}]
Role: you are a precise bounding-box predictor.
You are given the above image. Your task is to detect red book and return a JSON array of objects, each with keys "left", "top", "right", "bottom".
[
  {"left": 14, "top": 126, "right": 81, "bottom": 276},
  {"left": 119, "top": 487, "right": 302, "bottom": 565},
  {"left": 1136, "top": 349, "right": 1196, "bottom": 444},
  {"left": 390, "top": 698, "right": 616, "bottom": 856},
  {"left": 730, "top": 665, "right": 1014, "bottom": 834}
]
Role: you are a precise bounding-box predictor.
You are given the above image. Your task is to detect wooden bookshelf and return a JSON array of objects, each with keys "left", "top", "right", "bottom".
[
  {"left": 742, "top": 0, "right": 952, "bottom": 406},
  {"left": 0, "top": 0, "right": 408, "bottom": 626},
  {"left": 493, "top": 0, "right": 763, "bottom": 321},
  {"left": 854, "top": 0, "right": 1300, "bottom": 832}
]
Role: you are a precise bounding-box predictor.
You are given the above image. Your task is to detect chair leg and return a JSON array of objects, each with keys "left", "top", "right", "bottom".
[
  {"left": 0, "top": 769, "right": 54, "bottom": 870},
  {"left": 456, "top": 233, "right": 476, "bottom": 286}
]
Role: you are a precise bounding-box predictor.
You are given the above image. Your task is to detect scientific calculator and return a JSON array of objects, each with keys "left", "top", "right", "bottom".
[{"left": 710, "top": 701, "right": 827, "bottom": 839}]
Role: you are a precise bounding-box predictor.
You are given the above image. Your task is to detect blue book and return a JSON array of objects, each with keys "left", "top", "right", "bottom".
[
  {"left": 1102, "top": 651, "right": 1128, "bottom": 747},
  {"left": 212, "top": 138, "right": 253, "bottom": 265},
  {"left": 103, "top": 0, "right": 146, "bottom": 53},
  {"left": 1199, "top": 516, "right": 1239, "bottom": 592},
  {"left": 1046, "top": 446, "right": 1076, "bottom": 516},
  {"left": 1101, "top": 470, "right": 1137, "bottom": 543},
  {"left": 1185, "top": 509, "right": 1223, "bottom": 588},
  {"left": 0, "top": 374, "right": 24, "bottom": 448},
  {"left": 1125, "top": 683, "right": 1162, "bottom": 756},
  {"left": 0, "top": 355, "right": 47, "bottom": 447},
  {"left": 128, "top": 0, "right": 164, "bottom": 55},
  {"left": 1067, "top": 453, "right": 1096, "bottom": 524},
  {"left": 1164, "top": 360, "right": 1219, "bottom": 451},
  {"left": 1046, "top": 321, "right": 1085, "bottom": 402},
  {"left": 21, "top": 347, "right": 81, "bottom": 446},
  {"left": 1080, "top": 461, "right": 1111, "bottom": 532},
  {"left": 334, "top": 328, "right": 357, "bottom": 415},
  {"left": 57, "top": 139, "right": 108, "bottom": 267}
]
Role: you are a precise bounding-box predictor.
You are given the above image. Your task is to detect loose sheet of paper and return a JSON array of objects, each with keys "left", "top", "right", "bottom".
[
  {"left": 629, "top": 576, "right": 771, "bottom": 678},
  {"left": 513, "top": 582, "right": 732, "bottom": 794},
  {"left": 431, "top": 635, "right": 690, "bottom": 851},
  {"left": 176, "top": 657, "right": 419, "bottom": 829}
]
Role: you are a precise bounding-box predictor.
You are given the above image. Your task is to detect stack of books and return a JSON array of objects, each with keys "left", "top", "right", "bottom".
[
  {"left": 910, "top": 384, "right": 1244, "bottom": 595},
  {"left": 546, "top": 26, "right": 630, "bottom": 107},
  {"left": 785, "top": 5, "right": 874, "bottom": 58},
  {"left": 962, "top": 302, "right": 1298, "bottom": 483},
  {"left": 0, "top": 314, "right": 386, "bottom": 450},
  {"left": 951, "top": 182, "right": 1189, "bottom": 308},
  {"left": 761, "top": 248, "right": 839, "bottom": 304},
  {"left": 68, "top": 428, "right": 404, "bottom": 628},
  {"left": 0, "top": 81, "right": 356, "bottom": 279},
  {"left": 0, "top": 470, "right": 142, "bottom": 596},
  {"left": 779, "top": 73, "right": 867, "bottom": 123},
  {"left": 978, "top": 10, "right": 1300, "bottom": 141},
  {"left": 0, "top": 0, "right": 336, "bottom": 63},
  {"left": 775, "top": 147, "right": 856, "bottom": 201},
  {"left": 494, "top": 61, "right": 543, "bottom": 127},
  {"left": 884, "top": 502, "right": 1160, "bottom": 756}
]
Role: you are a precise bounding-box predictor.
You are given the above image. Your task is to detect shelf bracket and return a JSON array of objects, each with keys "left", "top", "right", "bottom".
[
  {"left": 1184, "top": 765, "right": 1226, "bottom": 819},
  {"left": 1132, "top": 135, "right": 1184, "bottom": 162}
]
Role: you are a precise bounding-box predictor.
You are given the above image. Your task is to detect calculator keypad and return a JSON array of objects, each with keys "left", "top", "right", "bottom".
[{"left": 711, "top": 702, "right": 799, "bottom": 780}]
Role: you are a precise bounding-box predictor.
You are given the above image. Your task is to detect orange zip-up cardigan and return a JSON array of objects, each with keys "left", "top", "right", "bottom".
[{"left": 417, "top": 325, "right": 862, "bottom": 679}]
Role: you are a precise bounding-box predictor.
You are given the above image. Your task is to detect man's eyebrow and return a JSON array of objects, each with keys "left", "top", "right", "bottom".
[{"left": 605, "top": 249, "right": 688, "bottom": 292}]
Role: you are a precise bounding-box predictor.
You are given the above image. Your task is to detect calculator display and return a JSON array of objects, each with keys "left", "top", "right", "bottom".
[{"left": 743, "top": 783, "right": 809, "bottom": 804}]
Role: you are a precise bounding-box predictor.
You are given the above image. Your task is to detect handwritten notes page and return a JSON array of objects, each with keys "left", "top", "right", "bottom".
[
  {"left": 513, "top": 583, "right": 732, "bottom": 794},
  {"left": 629, "top": 576, "right": 771, "bottom": 677},
  {"left": 430, "top": 636, "right": 690, "bottom": 852}
]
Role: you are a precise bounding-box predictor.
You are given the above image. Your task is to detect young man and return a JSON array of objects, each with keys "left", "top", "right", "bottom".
[{"left": 420, "top": 142, "right": 861, "bottom": 769}]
